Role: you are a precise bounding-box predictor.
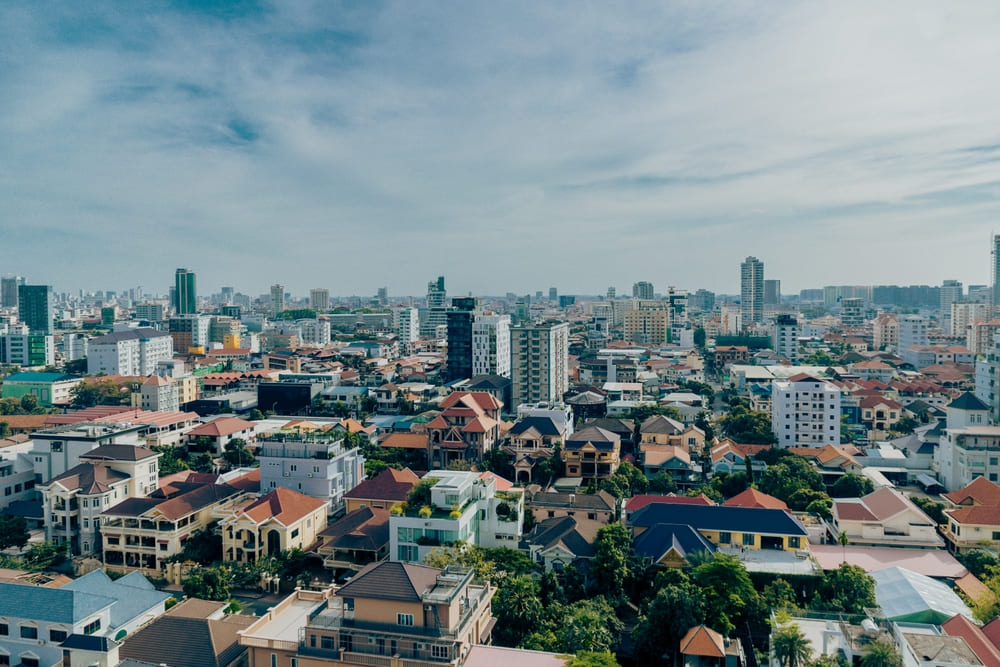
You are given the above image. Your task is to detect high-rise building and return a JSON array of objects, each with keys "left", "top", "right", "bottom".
[
  {"left": 376, "top": 287, "right": 388, "bottom": 305},
  {"left": 309, "top": 288, "right": 330, "bottom": 312},
  {"left": 771, "top": 374, "right": 841, "bottom": 448},
  {"left": 691, "top": 289, "right": 716, "bottom": 313},
  {"left": 607, "top": 286, "right": 616, "bottom": 300},
  {"left": 898, "top": 315, "right": 929, "bottom": 353},
  {"left": 764, "top": 279, "right": 781, "bottom": 307},
  {"left": 740, "top": 256, "right": 764, "bottom": 326},
  {"left": 421, "top": 276, "right": 448, "bottom": 337},
  {"left": 548, "top": 287, "right": 558, "bottom": 301},
  {"left": 270, "top": 284, "right": 285, "bottom": 315},
  {"left": 773, "top": 314, "right": 800, "bottom": 363},
  {"left": 446, "top": 297, "right": 479, "bottom": 382},
  {"left": 839, "top": 297, "right": 865, "bottom": 327},
  {"left": 173, "top": 268, "right": 197, "bottom": 314},
  {"left": 17, "top": 284, "right": 53, "bottom": 335},
  {"left": 510, "top": 321, "right": 569, "bottom": 408},
  {"left": 993, "top": 235, "right": 1000, "bottom": 314},
  {"left": 472, "top": 313, "right": 511, "bottom": 378},
  {"left": 394, "top": 307, "right": 420, "bottom": 352},
  {"left": 1, "top": 276, "right": 22, "bottom": 308},
  {"left": 940, "top": 279, "right": 963, "bottom": 334},
  {"left": 168, "top": 314, "right": 211, "bottom": 352},
  {"left": 632, "top": 281, "right": 654, "bottom": 300}
]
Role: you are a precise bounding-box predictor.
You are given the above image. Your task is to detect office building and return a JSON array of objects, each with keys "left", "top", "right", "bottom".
[
  {"left": 87, "top": 328, "right": 174, "bottom": 375},
  {"left": 510, "top": 320, "right": 569, "bottom": 408},
  {"left": 173, "top": 268, "right": 197, "bottom": 314},
  {"left": 0, "top": 275, "right": 22, "bottom": 308},
  {"left": 632, "top": 281, "right": 654, "bottom": 300},
  {"left": 740, "top": 256, "right": 764, "bottom": 325},
  {"left": 421, "top": 276, "right": 448, "bottom": 338},
  {"left": 445, "top": 297, "right": 479, "bottom": 382},
  {"left": 18, "top": 284, "right": 53, "bottom": 334},
  {"left": 764, "top": 279, "right": 781, "bottom": 307},
  {"left": 270, "top": 284, "right": 285, "bottom": 316},
  {"left": 135, "top": 303, "right": 165, "bottom": 322},
  {"left": 549, "top": 287, "right": 558, "bottom": 301},
  {"left": 771, "top": 374, "right": 841, "bottom": 448},
  {"left": 472, "top": 312, "right": 511, "bottom": 378},
  {"left": 310, "top": 287, "right": 330, "bottom": 312}
]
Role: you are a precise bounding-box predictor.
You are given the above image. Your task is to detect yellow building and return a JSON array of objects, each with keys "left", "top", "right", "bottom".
[
  {"left": 219, "top": 487, "right": 328, "bottom": 563},
  {"left": 629, "top": 503, "right": 809, "bottom": 552}
]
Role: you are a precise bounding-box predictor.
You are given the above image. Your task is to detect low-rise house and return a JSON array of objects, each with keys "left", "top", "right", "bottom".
[
  {"left": 219, "top": 487, "right": 328, "bottom": 564},
  {"left": 522, "top": 515, "right": 597, "bottom": 571},
  {"left": 945, "top": 505, "right": 1000, "bottom": 554},
  {"left": 0, "top": 569, "right": 170, "bottom": 667},
  {"left": 390, "top": 470, "right": 523, "bottom": 562},
  {"left": 944, "top": 477, "right": 1000, "bottom": 508},
  {"left": 102, "top": 479, "right": 247, "bottom": 575},
  {"left": 505, "top": 415, "right": 568, "bottom": 484},
  {"left": 343, "top": 467, "right": 419, "bottom": 514},
  {"left": 723, "top": 488, "right": 788, "bottom": 511},
  {"left": 186, "top": 417, "right": 257, "bottom": 455},
  {"left": 639, "top": 414, "right": 705, "bottom": 450},
  {"left": 40, "top": 445, "right": 161, "bottom": 555},
  {"left": 859, "top": 395, "right": 905, "bottom": 439},
  {"left": 238, "top": 562, "right": 494, "bottom": 667},
  {"left": 317, "top": 506, "right": 391, "bottom": 572},
  {"left": 830, "top": 487, "right": 944, "bottom": 549},
  {"left": 680, "top": 624, "right": 745, "bottom": 667},
  {"left": 118, "top": 597, "right": 256, "bottom": 667},
  {"left": 633, "top": 522, "right": 717, "bottom": 569},
  {"left": 425, "top": 391, "right": 503, "bottom": 468},
  {"left": 629, "top": 503, "right": 809, "bottom": 552},
  {"left": 0, "top": 372, "right": 81, "bottom": 407},
  {"left": 562, "top": 425, "right": 621, "bottom": 480},
  {"left": 526, "top": 488, "right": 619, "bottom": 524}
]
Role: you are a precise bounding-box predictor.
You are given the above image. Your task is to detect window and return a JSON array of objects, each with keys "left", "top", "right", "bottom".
[
  {"left": 0, "top": 623, "right": 7, "bottom": 635},
  {"left": 719, "top": 532, "right": 731, "bottom": 544},
  {"left": 788, "top": 537, "right": 801, "bottom": 549},
  {"left": 340, "top": 634, "right": 353, "bottom": 652},
  {"left": 20, "top": 658, "right": 38, "bottom": 667},
  {"left": 50, "top": 629, "right": 67, "bottom": 642},
  {"left": 397, "top": 613, "right": 414, "bottom": 626},
  {"left": 270, "top": 654, "right": 277, "bottom": 667},
  {"left": 432, "top": 645, "right": 450, "bottom": 659},
  {"left": 291, "top": 528, "right": 299, "bottom": 539},
  {"left": 82, "top": 499, "right": 88, "bottom": 508},
  {"left": 83, "top": 619, "right": 101, "bottom": 635},
  {"left": 20, "top": 625, "right": 38, "bottom": 639},
  {"left": 742, "top": 533, "right": 755, "bottom": 546}
]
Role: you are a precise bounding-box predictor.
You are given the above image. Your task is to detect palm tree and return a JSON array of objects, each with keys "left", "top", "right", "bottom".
[
  {"left": 772, "top": 623, "right": 813, "bottom": 667},
  {"left": 838, "top": 530, "right": 849, "bottom": 563},
  {"left": 860, "top": 639, "right": 902, "bottom": 667}
]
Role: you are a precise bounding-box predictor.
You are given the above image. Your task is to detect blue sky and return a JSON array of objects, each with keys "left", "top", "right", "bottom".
[{"left": 2, "top": 1, "right": 1000, "bottom": 298}]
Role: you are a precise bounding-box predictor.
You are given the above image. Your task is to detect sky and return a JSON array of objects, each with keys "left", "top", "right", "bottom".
[{"left": 3, "top": 2, "right": 1000, "bottom": 299}]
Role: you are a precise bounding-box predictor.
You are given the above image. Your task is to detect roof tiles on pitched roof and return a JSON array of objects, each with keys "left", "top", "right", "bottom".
[
  {"left": 945, "top": 477, "right": 1000, "bottom": 507},
  {"left": 723, "top": 488, "right": 788, "bottom": 510},
  {"left": 942, "top": 613, "right": 1000, "bottom": 667},
  {"left": 187, "top": 417, "right": 256, "bottom": 438},
  {"left": 336, "top": 561, "right": 442, "bottom": 603},
  {"left": 680, "top": 625, "right": 727, "bottom": 658},
  {"left": 345, "top": 467, "right": 419, "bottom": 502},
  {"left": 236, "top": 487, "right": 327, "bottom": 526},
  {"left": 48, "top": 463, "right": 130, "bottom": 493}
]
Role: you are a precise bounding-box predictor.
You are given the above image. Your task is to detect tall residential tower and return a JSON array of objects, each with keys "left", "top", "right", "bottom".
[
  {"left": 740, "top": 256, "right": 764, "bottom": 326},
  {"left": 173, "top": 268, "right": 197, "bottom": 314}
]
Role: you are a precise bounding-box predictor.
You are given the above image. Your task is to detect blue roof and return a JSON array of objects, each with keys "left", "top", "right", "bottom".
[
  {"left": 633, "top": 523, "right": 717, "bottom": 561},
  {"left": 4, "top": 372, "right": 80, "bottom": 383},
  {"left": 0, "top": 582, "right": 113, "bottom": 624},
  {"left": 61, "top": 570, "right": 170, "bottom": 629},
  {"left": 630, "top": 503, "right": 808, "bottom": 537}
]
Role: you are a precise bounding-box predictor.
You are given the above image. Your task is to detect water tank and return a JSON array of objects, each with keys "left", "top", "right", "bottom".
[{"left": 861, "top": 618, "right": 878, "bottom": 635}]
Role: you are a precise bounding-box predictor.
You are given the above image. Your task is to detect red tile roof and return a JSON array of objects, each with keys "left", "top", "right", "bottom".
[
  {"left": 680, "top": 625, "right": 726, "bottom": 658},
  {"left": 943, "top": 613, "right": 1000, "bottom": 667},
  {"left": 236, "top": 487, "right": 327, "bottom": 526},
  {"left": 625, "top": 494, "right": 715, "bottom": 512},
  {"left": 345, "top": 467, "right": 419, "bottom": 502},
  {"left": 948, "top": 506, "right": 1000, "bottom": 526},
  {"left": 187, "top": 417, "right": 256, "bottom": 438},
  {"left": 723, "top": 488, "right": 789, "bottom": 511},
  {"left": 945, "top": 477, "right": 1000, "bottom": 507}
]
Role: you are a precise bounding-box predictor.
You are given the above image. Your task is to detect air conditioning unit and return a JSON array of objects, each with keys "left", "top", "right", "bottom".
[
  {"left": 284, "top": 472, "right": 290, "bottom": 477},
  {"left": 424, "top": 605, "right": 432, "bottom": 611},
  {"left": 307, "top": 473, "right": 313, "bottom": 478}
]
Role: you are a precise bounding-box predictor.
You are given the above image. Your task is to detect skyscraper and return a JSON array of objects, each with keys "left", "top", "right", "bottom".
[
  {"left": 993, "top": 234, "right": 1000, "bottom": 314},
  {"left": 270, "top": 284, "right": 285, "bottom": 315},
  {"left": 632, "top": 281, "right": 654, "bottom": 300},
  {"left": 421, "top": 276, "right": 448, "bottom": 338},
  {"left": 446, "top": 297, "right": 479, "bottom": 382},
  {"left": 764, "top": 279, "right": 781, "bottom": 307},
  {"left": 1, "top": 276, "right": 22, "bottom": 308},
  {"left": 310, "top": 288, "right": 330, "bottom": 312},
  {"left": 17, "top": 285, "right": 53, "bottom": 334},
  {"left": 941, "top": 279, "right": 963, "bottom": 334},
  {"left": 174, "top": 268, "right": 197, "bottom": 314},
  {"left": 740, "top": 256, "right": 764, "bottom": 326}
]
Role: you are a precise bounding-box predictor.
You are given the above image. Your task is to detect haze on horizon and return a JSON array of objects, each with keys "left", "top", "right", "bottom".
[{"left": 3, "top": 2, "right": 1000, "bottom": 297}]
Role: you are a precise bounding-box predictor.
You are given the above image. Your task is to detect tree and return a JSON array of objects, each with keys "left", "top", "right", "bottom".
[
  {"left": 648, "top": 471, "right": 677, "bottom": 493},
  {"left": 694, "top": 411, "right": 715, "bottom": 441},
  {"left": 911, "top": 496, "right": 947, "bottom": 524},
  {"left": 692, "top": 553, "right": 757, "bottom": 635},
  {"left": 167, "top": 527, "right": 222, "bottom": 566},
  {"left": 719, "top": 406, "right": 777, "bottom": 444},
  {"left": 632, "top": 580, "right": 706, "bottom": 665},
  {"left": 407, "top": 478, "right": 438, "bottom": 508},
  {"left": 590, "top": 524, "right": 631, "bottom": 603},
  {"left": 0, "top": 515, "right": 29, "bottom": 550},
  {"left": 712, "top": 471, "right": 750, "bottom": 499},
  {"left": 960, "top": 549, "right": 999, "bottom": 579},
  {"left": 812, "top": 564, "right": 876, "bottom": 615},
  {"left": 772, "top": 622, "right": 813, "bottom": 667},
  {"left": 223, "top": 438, "right": 254, "bottom": 468},
  {"left": 859, "top": 639, "right": 902, "bottom": 667},
  {"left": 21, "top": 541, "right": 69, "bottom": 571},
  {"left": 830, "top": 474, "right": 874, "bottom": 498},
  {"left": 693, "top": 327, "right": 707, "bottom": 348},
  {"left": 759, "top": 457, "right": 824, "bottom": 504},
  {"left": 18, "top": 394, "right": 38, "bottom": 412},
  {"left": 762, "top": 578, "right": 798, "bottom": 610},
  {"left": 182, "top": 566, "right": 231, "bottom": 601},
  {"left": 152, "top": 445, "right": 189, "bottom": 476},
  {"left": 552, "top": 597, "right": 623, "bottom": 654},
  {"left": 564, "top": 652, "right": 621, "bottom": 667},
  {"left": 0, "top": 420, "right": 10, "bottom": 438},
  {"left": 890, "top": 416, "right": 920, "bottom": 435},
  {"left": 492, "top": 575, "right": 545, "bottom": 647},
  {"left": 70, "top": 379, "right": 130, "bottom": 408},
  {"left": 247, "top": 408, "right": 265, "bottom": 421}
]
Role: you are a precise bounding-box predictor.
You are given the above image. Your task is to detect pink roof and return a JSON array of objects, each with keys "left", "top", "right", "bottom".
[
  {"left": 187, "top": 417, "right": 256, "bottom": 438},
  {"left": 810, "top": 544, "right": 967, "bottom": 578},
  {"left": 943, "top": 614, "right": 1000, "bottom": 667}
]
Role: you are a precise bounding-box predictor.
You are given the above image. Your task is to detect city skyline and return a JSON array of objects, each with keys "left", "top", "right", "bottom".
[{"left": 4, "top": 3, "right": 1000, "bottom": 294}]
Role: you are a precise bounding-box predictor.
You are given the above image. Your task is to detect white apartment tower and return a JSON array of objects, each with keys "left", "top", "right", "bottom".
[
  {"left": 897, "top": 315, "right": 929, "bottom": 354},
  {"left": 510, "top": 321, "right": 570, "bottom": 408},
  {"left": 87, "top": 328, "right": 174, "bottom": 376},
  {"left": 270, "top": 284, "right": 285, "bottom": 316},
  {"left": 740, "top": 256, "right": 764, "bottom": 326},
  {"left": 941, "top": 279, "right": 963, "bottom": 334},
  {"left": 773, "top": 315, "right": 801, "bottom": 363},
  {"left": 394, "top": 307, "right": 420, "bottom": 352},
  {"left": 309, "top": 288, "right": 330, "bottom": 312},
  {"left": 472, "top": 313, "right": 511, "bottom": 378},
  {"left": 771, "top": 374, "right": 841, "bottom": 448}
]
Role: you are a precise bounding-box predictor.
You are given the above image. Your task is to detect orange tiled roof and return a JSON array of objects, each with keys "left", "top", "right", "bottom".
[
  {"left": 680, "top": 625, "right": 726, "bottom": 658},
  {"left": 723, "top": 488, "right": 788, "bottom": 511},
  {"left": 187, "top": 417, "right": 256, "bottom": 438},
  {"left": 237, "top": 487, "right": 327, "bottom": 526},
  {"left": 944, "top": 477, "right": 1000, "bottom": 507}
]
